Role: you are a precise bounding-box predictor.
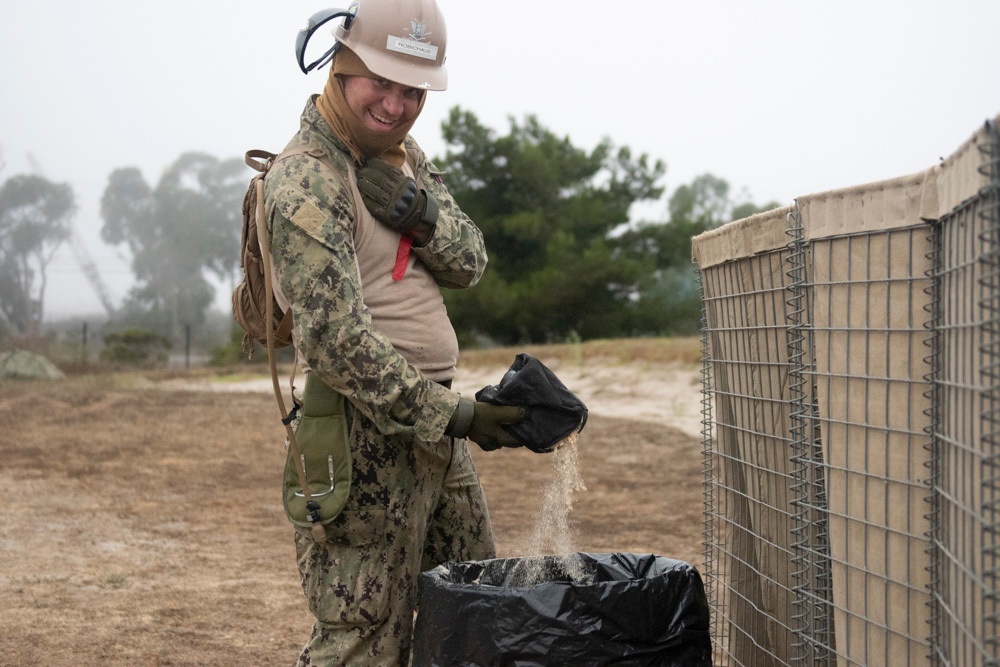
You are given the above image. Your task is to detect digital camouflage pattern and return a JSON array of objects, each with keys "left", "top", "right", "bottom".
[
  {"left": 293, "top": 428, "right": 495, "bottom": 665},
  {"left": 265, "top": 98, "right": 487, "bottom": 441},
  {"left": 265, "top": 97, "right": 495, "bottom": 665}
]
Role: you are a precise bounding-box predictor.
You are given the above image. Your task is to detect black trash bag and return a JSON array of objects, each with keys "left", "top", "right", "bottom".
[
  {"left": 475, "top": 353, "right": 588, "bottom": 453},
  {"left": 413, "top": 552, "right": 712, "bottom": 667}
]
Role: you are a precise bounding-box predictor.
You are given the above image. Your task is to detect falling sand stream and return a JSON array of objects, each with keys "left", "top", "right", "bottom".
[{"left": 503, "top": 433, "right": 588, "bottom": 587}]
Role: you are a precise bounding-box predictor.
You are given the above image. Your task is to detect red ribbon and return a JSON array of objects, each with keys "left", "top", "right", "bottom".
[{"left": 392, "top": 233, "right": 413, "bottom": 281}]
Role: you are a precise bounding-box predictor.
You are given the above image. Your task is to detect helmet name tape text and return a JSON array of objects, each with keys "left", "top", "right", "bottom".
[{"left": 386, "top": 34, "right": 439, "bottom": 61}]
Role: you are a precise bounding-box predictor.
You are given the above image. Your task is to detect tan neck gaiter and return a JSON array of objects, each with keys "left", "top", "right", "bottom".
[{"left": 315, "top": 46, "right": 424, "bottom": 168}]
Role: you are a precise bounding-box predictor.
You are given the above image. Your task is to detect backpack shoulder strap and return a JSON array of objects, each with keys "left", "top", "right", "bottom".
[
  {"left": 247, "top": 141, "right": 344, "bottom": 352},
  {"left": 245, "top": 149, "right": 277, "bottom": 173},
  {"left": 252, "top": 169, "right": 327, "bottom": 546},
  {"left": 250, "top": 144, "right": 340, "bottom": 172},
  {"left": 245, "top": 144, "right": 324, "bottom": 177}
]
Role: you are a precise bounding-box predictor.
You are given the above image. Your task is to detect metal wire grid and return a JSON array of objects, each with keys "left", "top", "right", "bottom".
[
  {"left": 699, "top": 124, "right": 1000, "bottom": 666},
  {"left": 985, "top": 119, "right": 1000, "bottom": 665},
  {"left": 926, "top": 196, "right": 946, "bottom": 667},
  {"left": 700, "top": 223, "right": 936, "bottom": 665},
  {"left": 928, "top": 120, "right": 1000, "bottom": 665},
  {"left": 700, "top": 276, "right": 720, "bottom": 659},
  {"left": 786, "top": 206, "right": 835, "bottom": 665},
  {"left": 807, "top": 225, "right": 935, "bottom": 665},
  {"left": 700, "top": 248, "right": 799, "bottom": 665}
]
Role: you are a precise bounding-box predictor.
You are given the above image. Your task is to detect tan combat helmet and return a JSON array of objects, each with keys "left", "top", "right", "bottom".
[
  {"left": 334, "top": 0, "right": 448, "bottom": 91},
  {"left": 295, "top": 1, "right": 447, "bottom": 90}
]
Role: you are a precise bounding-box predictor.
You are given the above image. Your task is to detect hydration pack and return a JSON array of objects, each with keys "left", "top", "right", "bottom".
[{"left": 232, "top": 149, "right": 296, "bottom": 356}]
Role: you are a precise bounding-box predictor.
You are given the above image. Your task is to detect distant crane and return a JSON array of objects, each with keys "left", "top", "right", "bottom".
[
  {"left": 26, "top": 153, "right": 118, "bottom": 318},
  {"left": 68, "top": 233, "right": 117, "bottom": 317}
]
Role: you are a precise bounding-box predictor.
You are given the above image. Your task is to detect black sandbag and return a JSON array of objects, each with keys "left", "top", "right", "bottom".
[
  {"left": 412, "top": 552, "right": 712, "bottom": 667},
  {"left": 475, "top": 352, "right": 588, "bottom": 453}
]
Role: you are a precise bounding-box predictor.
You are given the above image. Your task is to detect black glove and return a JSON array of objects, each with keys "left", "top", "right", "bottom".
[
  {"left": 446, "top": 398, "right": 526, "bottom": 451},
  {"left": 357, "top": 158, "right": 439, "bottom": 232},
  {"left": 474, "top": 353, "right": 588, "bottom": 453}
]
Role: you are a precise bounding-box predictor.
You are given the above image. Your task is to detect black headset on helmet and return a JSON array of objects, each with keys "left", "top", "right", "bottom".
[{"left": 295, "top": 6, "right": 357, "bottom": 75}]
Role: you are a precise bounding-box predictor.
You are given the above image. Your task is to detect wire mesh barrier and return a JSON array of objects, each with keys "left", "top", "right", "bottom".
[
  {"left": 928, "top": 120, "right": 1000, "bottom": 666},
  {"left": 694, "top": 115, "right": 1000, "bottom": 666}
]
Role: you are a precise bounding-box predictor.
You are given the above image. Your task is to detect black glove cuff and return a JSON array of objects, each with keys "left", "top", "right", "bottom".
[{"left": 445, "top": 397, "right": 475, "bottom": 439}]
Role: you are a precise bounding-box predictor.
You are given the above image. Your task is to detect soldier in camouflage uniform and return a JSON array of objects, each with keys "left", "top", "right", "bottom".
[{"left": 264, "top": 1, "right": 525, "bottom": 664}]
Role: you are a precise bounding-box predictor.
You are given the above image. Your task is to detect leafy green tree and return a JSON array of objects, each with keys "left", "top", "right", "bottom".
[
  {"left": 0, "top": 174, "right": 76, "bottom": 334},
  {"left": 100, "top": 152, "right": 245, "bottom": 338},
  {"left": 615, "top": 174, "right": 781, "bottom": 334},
  {"left": 437, "top": 108, "right": 665, "bottom": 344}
]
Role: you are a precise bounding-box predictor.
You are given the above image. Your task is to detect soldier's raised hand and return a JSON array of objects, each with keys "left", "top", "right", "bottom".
[{"left": 357, "top": 158, "right": 439, "bottom": 234}]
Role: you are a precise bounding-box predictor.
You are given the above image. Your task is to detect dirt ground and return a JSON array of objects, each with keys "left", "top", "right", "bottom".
[{"left": 0, "top": 360, "right": 705, "bottom": 666}]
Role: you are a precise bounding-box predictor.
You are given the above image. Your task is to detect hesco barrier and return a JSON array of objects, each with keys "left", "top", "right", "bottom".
[{"left": 692, "top": 113, "right": 1000, "bottom": 666}]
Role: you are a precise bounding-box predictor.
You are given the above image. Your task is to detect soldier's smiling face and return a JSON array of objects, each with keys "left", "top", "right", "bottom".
[{"left": 342, "top": 75, "right": 423, "bottom": 134}]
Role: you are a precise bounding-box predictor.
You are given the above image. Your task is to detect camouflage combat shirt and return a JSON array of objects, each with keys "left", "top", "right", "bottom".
[{"left": 264, "top": 96, "right": 487, "bottom": 443}]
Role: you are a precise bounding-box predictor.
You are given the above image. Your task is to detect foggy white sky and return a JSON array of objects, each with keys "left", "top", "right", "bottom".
[{"left": 2, "top": 0, "right": 999, "bottom": 320}]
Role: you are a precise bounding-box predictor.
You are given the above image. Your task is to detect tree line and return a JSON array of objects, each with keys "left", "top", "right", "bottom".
[{"left": 0, "top": 108, "right": 777, "bottom": 347}]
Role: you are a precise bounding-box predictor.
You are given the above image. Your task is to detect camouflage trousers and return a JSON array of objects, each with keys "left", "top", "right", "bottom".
[{"left": 292, "top": 406, "right": 496, "bottom": 666}]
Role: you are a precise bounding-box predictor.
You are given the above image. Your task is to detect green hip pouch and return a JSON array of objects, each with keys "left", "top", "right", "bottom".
[{"left": 283, "top": 373, "right": 352, "bottom": 527}]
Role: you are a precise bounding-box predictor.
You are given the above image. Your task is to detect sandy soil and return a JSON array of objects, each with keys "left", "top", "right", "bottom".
[
  {"left": 0, "top": 360, "right": 705, "bottom": 666},
  {"left": 173, "top": 358, "right": 706, "bottom": 440}
]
